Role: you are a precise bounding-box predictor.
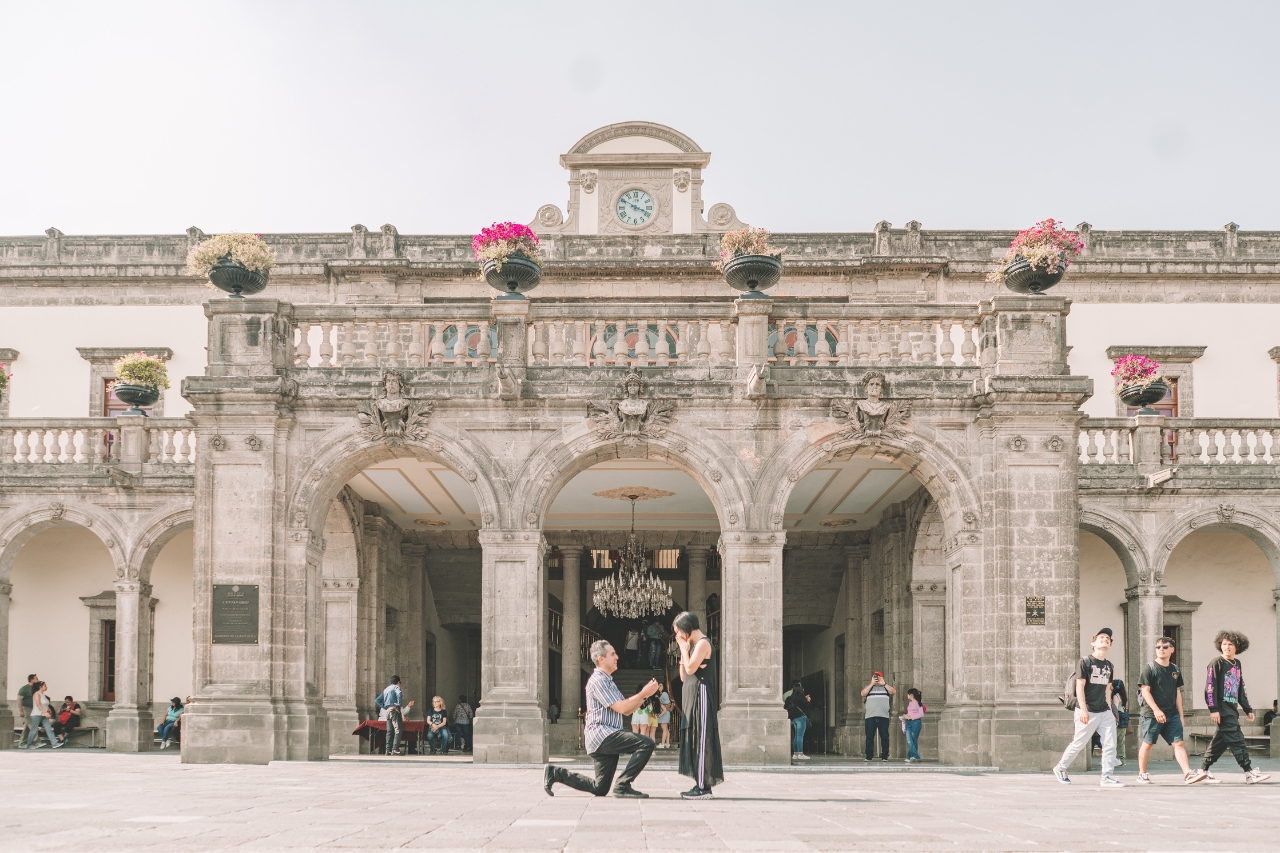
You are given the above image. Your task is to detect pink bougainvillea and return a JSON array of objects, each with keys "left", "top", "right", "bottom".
[
  {"left": 473, "top": 221, "right": 544, "bottom": 272},
  {"left": 1112, "top": 354, "right": 1162, "bottom": 392},
  {"left": 987, "top": 218, "right": 1085, "bottom": 285}
]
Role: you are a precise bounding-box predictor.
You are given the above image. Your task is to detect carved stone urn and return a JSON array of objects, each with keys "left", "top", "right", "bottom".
[
  {"left": 208, "top": 255, "right": 269, "bottom": 299},
  {"left": 1001, "top": 255, "right": 1065, "bottom": 295},
  {"left": 482, "top": 250, "right": 542, "bottom": 300},
  {"left": 1118, "top": 379, "right": 1169, "bottom": 414},
  {"left": 112, "top": 383, "right": 160, "bottom": 415},
  {"left": 722, "top": 254, "right": 782, "bottom": 299}
]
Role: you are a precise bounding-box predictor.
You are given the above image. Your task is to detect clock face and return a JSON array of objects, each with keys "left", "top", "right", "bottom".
[{"left": 615, "top": 188, "right": 655, "bottom": 227}]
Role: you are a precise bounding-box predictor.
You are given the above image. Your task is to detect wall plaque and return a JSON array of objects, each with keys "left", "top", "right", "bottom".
[
  {"left": 212, "top": 584, "right": 259, "bottom": 644},
  {"left": 1025, "top": 596, "right": 1046, "bottom": 626}
]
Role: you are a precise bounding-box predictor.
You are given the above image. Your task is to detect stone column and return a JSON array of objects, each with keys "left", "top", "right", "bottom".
[
  {"left": 473, "top": 531, "right": 547, "bottom": 764},
  {"left": 0, "top": 581, "right": 12, "bottom": 748},
  {"left": 1124, "top": 584, "right": 1164, "bottom": 685},
  {"left": 840, "top": 545, "right": 866, "bottom": 752},
  {"left": 733, "top": 298, "right": 772, "bottom": 366},
  {"left": 1274, "top": 589, "right": 1280, "bottom": 759},
  {"left": 560, "top": 548, "right": 582, "bottom": 717},
  {"left": 107, "top": 581, "right": 154, "bottom": 752},
  {"left": 321, "top": 576, "right": 361, "bottom": 755},
  {"left": 686, "top": 545, "right": 709, "bottom": 627},
  {"left": 717, "top": 532, "right": 790, "bottom": 766}
]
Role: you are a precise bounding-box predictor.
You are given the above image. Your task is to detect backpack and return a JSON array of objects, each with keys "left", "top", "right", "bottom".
[{"left": 1060, "top": 666, "right": 1081, "bottom": 712}]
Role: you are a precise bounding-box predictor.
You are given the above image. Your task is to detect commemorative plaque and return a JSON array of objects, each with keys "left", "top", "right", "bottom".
[
  {"left": 212, "top": 584, "right": 259, "bottom": 644},
  {"left": 1025, "top": 595, "right": 1046, "bottom": 626}
]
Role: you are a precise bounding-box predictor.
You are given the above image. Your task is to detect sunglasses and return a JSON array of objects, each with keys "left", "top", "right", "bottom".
[{"left": 1156, "top": 645, "right": 1173, "bottom": 650}]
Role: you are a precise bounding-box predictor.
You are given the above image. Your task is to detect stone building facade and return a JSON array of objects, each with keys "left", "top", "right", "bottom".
[{"left": 2, "top": 123, "right": 1280, "bottom": 769}]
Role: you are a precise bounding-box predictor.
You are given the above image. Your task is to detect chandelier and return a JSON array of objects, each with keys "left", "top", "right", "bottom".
[{"left": 592, "top": 490, "right": 673, "bottom": 619}]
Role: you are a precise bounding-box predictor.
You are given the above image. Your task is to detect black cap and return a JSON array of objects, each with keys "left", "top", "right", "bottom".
[{"left": 1096, "top": 628, "right": 1113, "bottom": 638}]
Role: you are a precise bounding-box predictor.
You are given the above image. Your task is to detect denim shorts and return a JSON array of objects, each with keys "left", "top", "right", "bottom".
[{"left": 1140, "top": 714, "right": 1184, "bottom": 745}]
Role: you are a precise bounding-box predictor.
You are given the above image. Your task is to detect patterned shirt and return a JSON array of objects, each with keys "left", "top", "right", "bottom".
[{"left": 584, "top": 668, "right": 625, "bottom": 754}]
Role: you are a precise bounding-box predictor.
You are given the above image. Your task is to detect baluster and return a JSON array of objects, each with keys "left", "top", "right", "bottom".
[
  {"left": 339, "top": 321, "right": 356, "bottom": 365},
  {"left": 718, "top": 319, "right": 734, "bottom": 364},
  {"left": 1077, "top": 431, "right": 1090, "bottom": 464},
  {"left": 1270, "top": 429, "right": 1280, "bottom": 464},
  {"left": 856, "top": 320, "right": 873, "bottom": 364},
  {"left": 591, "top": 320, "right": 607, "bottom": 367},
  {"left": 673, "top": 321, "right": 689, "bottom": 365},
  {"left": 89, "top": 429, "right": 103, "bottom": 464},
  {"left": 319, "top": 322, "right": 334, "bottom": 366},
  {"left": 815, "top": 321, "right": 832, "bottom": 366},
  {"left": 875, "top": 321, "right": 891, "bottom": 364},
  {"left": 15, "top": 428, "right": 30, "bottom": 463},
  {"left": 147, "top": 427, "right": 161, "bottom": 463},
  {"left": 180, "top": 429, "right": 194, "bottom": 463},
  {"left": 385, "top": 322, "right": 403, "bottom": 367},
  {"left": 161, "top": 428, "right": 176, "bottom": 463},
  {"left": 406, "top": 322, "right": 423, "bottom": 367},
  {"left": 655, "top": 321, "right": 670, "bottom": 367},
  {"left": 939, "top": 320, "right": 956, "bottom": 365},
  {"left": 896, "top": 321, "right": 914, "bottom": 363},
  {"left": 53, "top": 429, "right": 69, "bottom": 463},
  {"left": 1204, "top": 429, "right": 1220, "bottom": 463},
  {"left": 474, "top": 321, "right": 490, "bottom": 365},
  {"left": 362, "top": 322, "right": 379, "bottom": 365},
  {"left": 1226, "top": 429, "right": 1242, "bottom": 463},
  {"left": 295, "top": 322, "right": 312, "bottom": 366},
  {"left": 771, "top": 322, "right": 786, "bottom": 362},
  {"left": 1175, "top": 429, "right": 1193, "bottom": 463},
  {"left": 832, "top": 321, "right": 848, "bottom": 366},
  {"left": 613, "top": 319, "right": 629, "bottom": 365},
  {"left": 429, "top": 321, "right": 447, "bottom": 365},
  {"left": 67, "top": 429, "right": 83, "bottom": 464},
  {"left": 960, "top": 320, "right": 977, "bottom": 365},
  {"left": 1099, "top": 429, "right": 1114, "bottom": 463},
  {"left": 43, "top": 429, "right": 57, "bottom": 463},
  {"left": 646, "top": 319, "right": 659, "bottom": 365},
  {"left": 547, "top": 320, "right": 566, "bottom": 366},
  {"left": 699, "top": 320, "right": 714, "bottom": 365},
  {"left": 0, "top": 428, "right": 10, "bottom": 463}
]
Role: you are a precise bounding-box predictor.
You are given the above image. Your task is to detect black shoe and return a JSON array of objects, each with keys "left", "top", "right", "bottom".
[
  {"left": 613, "top": 784, "right": 648, "bottom": 798},
  {"left": 543, "top": 764, "right": 557, "bottom": 796},
  {"left": 681, "top": 786, "right": 713, "bottom": 800}
]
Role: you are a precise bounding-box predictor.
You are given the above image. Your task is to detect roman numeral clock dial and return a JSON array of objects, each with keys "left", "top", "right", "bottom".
[{"left": 615, "top": 188, "right": 655, "bottom": 227}]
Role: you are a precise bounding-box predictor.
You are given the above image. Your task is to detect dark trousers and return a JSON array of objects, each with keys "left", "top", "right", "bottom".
[
  {"left": 55, "top": 717, "right": 80, "bottom": 740},
  {"left": 454, "top": 722, "right": 471, "bottom": 751},
  {"left": 1202, "top": 707, "right": 1251, "bottom": 771},
  {"left": 157, "top": 721, "right": 177, "bottom": 742},
  {"left": 554, "top": 730, "right": 654, "bottom": 795},
  {"left": 865, "top": 716, "right": 890, "bottom": 759},
  {"left": 385, "top": 708, "right": 403, "bottom": 754}
]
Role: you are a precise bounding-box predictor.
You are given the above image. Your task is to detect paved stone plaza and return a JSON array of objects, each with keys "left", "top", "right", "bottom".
[{"left": 3, "top": 752, "right": 1279, "bottom": 851}]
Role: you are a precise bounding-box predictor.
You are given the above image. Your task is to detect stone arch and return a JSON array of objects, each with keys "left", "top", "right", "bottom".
[
  {"left": 287, "top": 424, "right": 505, "bottom": 536},
  {"left": 510, "top": 424, "right": 752, "bottom": 531},
  {"left": 1152, "top": 505, "right": 1280, "bottom": 584},
  {"left": 567, "top": 120, "right": 704, "bottom": 155},
  {"left": 0, "top": 501, "right": 127, "bottom": 583},
  {"left": 758, "top": 429, "right": 980, "bottom": 544},
  {"left": 1079, "top": 508, "right": 1147, "bottom": 587},
  {"left": 124, "top": 504, "right": 195, "bottom": 584}
]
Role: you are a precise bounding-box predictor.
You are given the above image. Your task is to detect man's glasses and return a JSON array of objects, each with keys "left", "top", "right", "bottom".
[{"left": 1156, "top": 645, "right": 1173, "bottom": 650}]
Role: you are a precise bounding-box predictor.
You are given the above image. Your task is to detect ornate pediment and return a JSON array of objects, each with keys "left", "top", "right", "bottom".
[
  {"left": 830, "top": 371, "right": 913, "bottom": 444},
  {"left": 587, "top": 372, "right": 675, "bottom": 444},
  {"left": 356, "top": 369, "right": 432, "bottom": 448}
]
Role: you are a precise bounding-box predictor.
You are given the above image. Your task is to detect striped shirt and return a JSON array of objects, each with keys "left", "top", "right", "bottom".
[{"left": 584, "top": 668, "right": 625, "bottom": 754}]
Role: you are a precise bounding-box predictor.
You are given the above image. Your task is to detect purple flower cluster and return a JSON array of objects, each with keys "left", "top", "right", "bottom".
[
  {"left": 1112, "top": 354, "right": 1161, "bottom": 386},
  {"left": 472, "top": 222, "right": 539, "bottom": 260}
]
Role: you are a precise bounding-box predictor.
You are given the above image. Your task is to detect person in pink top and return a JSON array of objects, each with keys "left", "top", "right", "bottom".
[{"left": 899, "top": 688, "right": 926, "bottom": 762}]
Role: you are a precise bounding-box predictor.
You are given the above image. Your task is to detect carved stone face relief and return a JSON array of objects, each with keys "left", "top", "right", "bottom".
[
  {"left": 587, "top": 371, "right": 675, "bottom": 445},
  {"left": 830, "top": 371, "right": 912, "bottom": 444},
  {"left": 356, "top": 369, "right": 433, "bottom": 447}
]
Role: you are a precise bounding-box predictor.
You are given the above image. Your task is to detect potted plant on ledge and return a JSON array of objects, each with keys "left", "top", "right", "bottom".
[
  {"left": 1113, "top": 353, "right": 1168, "bottom": 414},
  {"left": 187, "top": 233, "right": 274, "bottom": 298},
  {"left": 475, "top": 222, "right": 544, "bottom": 299},
  {"left": 111, "top": 352, "right": 170, "bottom": 415},
  {"left": 987, "top": 219, "right": 1084, "bottom": 295},
  {"left": 718, "top": 227, "right": 784, "bottom": 299}
]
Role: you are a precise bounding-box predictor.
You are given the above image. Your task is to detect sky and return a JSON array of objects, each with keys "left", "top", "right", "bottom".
[{"left": 1, "top": 1, "right": 1278, "bottom": 236}]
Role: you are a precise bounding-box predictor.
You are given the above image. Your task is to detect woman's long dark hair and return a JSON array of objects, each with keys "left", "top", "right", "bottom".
[{"left": 673, "top": 611, "right": 699, "bottom": 634}]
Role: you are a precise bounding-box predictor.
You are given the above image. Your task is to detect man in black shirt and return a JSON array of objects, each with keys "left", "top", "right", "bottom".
[
  {"left": 1134, "top": 636, "right": 1192, "bottom": 784},
  {"left": 1052, "top": 628, "right": 1122, "bottom": 787}
]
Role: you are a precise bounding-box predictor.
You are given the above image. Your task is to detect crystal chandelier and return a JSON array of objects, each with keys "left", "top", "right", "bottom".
[{"left": 593, "top": 494, "right": 673, "bottom": 619}]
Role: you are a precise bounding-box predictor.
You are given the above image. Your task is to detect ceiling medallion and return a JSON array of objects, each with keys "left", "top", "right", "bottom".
[
  {"left": 414, "top": 518, "right": 450, "bottom": 528},
  {"left": 820, "top": 518, "right": 858, "bottom": 528},
  {"left": 592, "top": 490, "right": 674, "bottom": 619}
]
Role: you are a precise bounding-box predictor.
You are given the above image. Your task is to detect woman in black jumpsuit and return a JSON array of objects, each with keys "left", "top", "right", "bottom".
[{"left": 673, "top": 611, "right": 723, "bottom": 799}]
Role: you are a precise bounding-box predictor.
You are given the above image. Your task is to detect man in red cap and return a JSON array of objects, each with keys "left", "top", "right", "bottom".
[{"left": 860, "top": 670, "right": 896, "bottom": 761}]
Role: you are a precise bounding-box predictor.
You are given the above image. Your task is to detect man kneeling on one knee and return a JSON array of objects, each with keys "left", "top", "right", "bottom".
[{"left": 544, "top": 640, "right": 659, "bottom": 799}]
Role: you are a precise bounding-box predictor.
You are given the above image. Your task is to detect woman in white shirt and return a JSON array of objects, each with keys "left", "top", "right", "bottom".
[{"left": 23, "top": 681, "right": 59, "bottom": 749}]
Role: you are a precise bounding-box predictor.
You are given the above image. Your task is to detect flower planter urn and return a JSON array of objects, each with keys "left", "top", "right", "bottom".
[
  {"left": 482, "top": 250, "right": 542, "bottom": 299},
  {"left": 1001, "top": 256, "right": 1065, "bottom": 295},
  {"left": 722, "top": 254, "right": 782, "bottom": 299},
  {"left": 112, "top": 383, "right": 160, "bottom": 415},
  {"left": 1119, "top": 379, "right": 1169, "bottom": 414},
  {"left": 208, "top": 255, "right": 269, "bottom": 299}
]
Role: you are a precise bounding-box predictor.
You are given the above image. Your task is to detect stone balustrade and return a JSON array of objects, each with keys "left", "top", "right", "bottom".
[
  {"left": 0, "top": 417, "right": 195, "bottom": 466},
  {"left": 291, "top": 305, "right": 496, "bottom": 369},
  {"left": 767, "top": 304, "right": 982, "bottom": 367},
  {"left": 1079, "top": 417, "right": 1280, "bottom": 467}
]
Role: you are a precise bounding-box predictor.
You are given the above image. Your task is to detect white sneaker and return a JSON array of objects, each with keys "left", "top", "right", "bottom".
[
  {"left": 33, "top": 742, "right": 46, "bottom": 749},
  {"left": 51, "top": 741, "right": 63, "bottom": 749},
  {"left": 1100, "top": 776, "right": 1125, "bottom": 788},
  {"left": 1204, "top": 771, "right": 1222, "bottom": 784},
  {"left": 160, "top": 740, "right": 169, "bottom": 749},
  {"left": 1134, "top": 773, "right": 1152, "bottom": 784},
  {"left": 1245, "top": 768, "right": 1271, "bottom": 784}
]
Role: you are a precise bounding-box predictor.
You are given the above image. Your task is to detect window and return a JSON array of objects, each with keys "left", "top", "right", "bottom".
[
  {"left": 1107, "top": 345, "right": 1204, "bottom": 417},
  {"left": 102, "top": 619, "right": 117, "bottom": 701}
]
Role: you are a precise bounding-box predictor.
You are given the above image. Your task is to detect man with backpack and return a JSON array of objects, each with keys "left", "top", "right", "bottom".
[
  {"left": 1134, "top": 636, "right": 1194, "bottom": 784},
  {"left": 376, "top": 676, "right": 414, "bottom": 756},
  {"left": 1052, "top": 627, "right": 1122, "bottom": 787}
]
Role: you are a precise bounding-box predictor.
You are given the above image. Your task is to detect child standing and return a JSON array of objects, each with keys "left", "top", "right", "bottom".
[
  {"left": 900, "top": 688, "right": 925, "bottom": 762},
  {"left": 1187, "top": 631, "right": 1270, "bottom": 785}
]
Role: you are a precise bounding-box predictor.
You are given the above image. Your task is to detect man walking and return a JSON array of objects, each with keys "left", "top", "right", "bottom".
[
  {"left": 860, "top": 671, "right": 895, "bottom": 761},
  {"left": 1187, "top": 631, "right": 1270, "bottom": 785},
  {"left": 16, "top": 673, "right": 36, "bottom": 747},
  {"left": 453, "top": 694, "right": 474, "bottom": 753},
  {"left": 376, "top": 676, "right": 414, "bottom": 756},
  {"left": 543, "top": 639, "right": 659, "bottom": 799},
  {"left": 1052, "top": 627, "right": 1122, "bottom": 787},
  {"left": 1134, "top": 636, "right": 1194, "bottom": 784}
]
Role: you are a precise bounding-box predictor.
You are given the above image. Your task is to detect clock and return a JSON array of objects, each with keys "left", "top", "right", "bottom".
[{"left": 615, "top": 188, "right": 655, "bottom": 227}]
